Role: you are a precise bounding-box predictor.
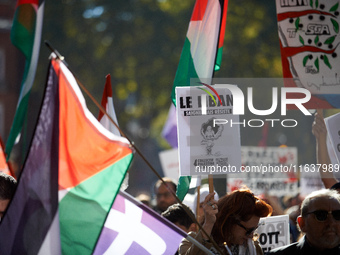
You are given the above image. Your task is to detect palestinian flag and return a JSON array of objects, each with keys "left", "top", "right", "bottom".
[
  {"left": 171, "top": 0, "right": 228, "bottom": 105},
  {"left": 6, "top": 0, "right": 45, "bottom": 159},
  {"left": 0, "top": 56, "right": 133, "bottom": 254}
]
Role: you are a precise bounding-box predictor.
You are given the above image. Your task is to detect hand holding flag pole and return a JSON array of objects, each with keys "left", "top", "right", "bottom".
[{"left": 44, "top": 41, "right": 224, "bottom": 255}]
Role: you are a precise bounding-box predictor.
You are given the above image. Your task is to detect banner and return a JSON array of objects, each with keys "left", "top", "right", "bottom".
[
  {"left": 275, "top": 0, "right": 340, "bottom": 109},
  {"left": 94, "top": 191, "right": 186, "bottom": 255}
]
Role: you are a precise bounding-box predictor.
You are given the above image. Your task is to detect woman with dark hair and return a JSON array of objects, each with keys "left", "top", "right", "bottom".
[{"left": 179, "top": 188, "right": 273, "bottom": 255}]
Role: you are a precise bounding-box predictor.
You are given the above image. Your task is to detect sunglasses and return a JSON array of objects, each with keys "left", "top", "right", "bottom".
[
  {"left": 306, "top": 210, "right": 340, "bottom": 222},
  {"left": 236, "top": 222, "right": 258, "bottom": 236}
]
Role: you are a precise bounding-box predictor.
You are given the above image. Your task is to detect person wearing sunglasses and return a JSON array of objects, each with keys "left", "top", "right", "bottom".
[
  {"left": 179, "top": 187, "right": 273, "bottom": 255},
  {"left": 269, "top": 189, "right": 340, "bottom": 255}
]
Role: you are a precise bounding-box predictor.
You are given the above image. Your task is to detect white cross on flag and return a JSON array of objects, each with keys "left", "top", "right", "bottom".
[{"left": 93, "top": 191, "right": 186, "bottom": 255}]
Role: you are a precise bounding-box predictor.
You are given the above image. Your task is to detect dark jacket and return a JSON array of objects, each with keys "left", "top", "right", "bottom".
[{"left": 268, "top": 236, "right": 340, "bottom": 255}]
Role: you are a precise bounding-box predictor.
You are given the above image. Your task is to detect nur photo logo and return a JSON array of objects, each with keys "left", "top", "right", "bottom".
[{"left": 197, "top": 83, "right": 312, "bottom": 128}]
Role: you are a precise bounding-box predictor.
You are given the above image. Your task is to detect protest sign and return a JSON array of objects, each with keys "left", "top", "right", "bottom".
[
  {"left": 299, "top": 167, "right": 325, "bottom": 197},
  {"left": 159, "top": 148, "right": 179, "bottom": 180},
  {"left": 256, "top": 215, "right": 290, "bottom": 253},
  {"left": 275, "top": 0, "right": 340, "bottom": 109},
  {"left": 325, "top": 112, "right": 340, "bottom": 165},
  {"left": 176, "top": 85, "right": 241, "bottom": 176},
  {"left": 228, "top": 146, "right": 299, "bottom": 196}
]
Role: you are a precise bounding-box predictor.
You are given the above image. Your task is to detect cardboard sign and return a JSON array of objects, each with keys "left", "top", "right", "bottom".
[
  {"left": 176, "top": 85, "right": 241, "bottom": 176},
  {"left": 256, "top": 215, "right": 290, "bottom": 253}
]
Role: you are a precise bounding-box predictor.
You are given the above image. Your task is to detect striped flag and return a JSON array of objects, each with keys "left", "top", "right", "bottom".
[
  {"left": 98, "top": 74, "right": 121, "bottom": 137},
  {"left": 171, "top": 0, "right": 228, "bottom": 200},
  {"left": 0, "top": 56, "right": 133, "bottom": 254},
  {"left": 170, "top": 0, "right": 228, "bottom": 104},
  {"left": 93, "top": 191, "right": 187, "bottom": 255},
  {"left": 6, "top": 0, "right": 45, "bottom": 159},
  {"left": 98, "top": 74, "right": 129, "bottom": 190}
]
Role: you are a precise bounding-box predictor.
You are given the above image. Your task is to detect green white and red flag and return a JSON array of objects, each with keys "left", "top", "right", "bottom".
[
  {"left": 6, "top": 0, "right": 45, "bottom": 159},
  {"left": 170, "top": 0, "right": 228, "bottom": 200},
  {"left": 0, "top": 56, "right": 133, "bottom": 254},
  {"left": 170, "top": 0, "right": 228, "bottom": 105},
  {"left": 98, "top": 74, "right": 121, "bottom": 137}
]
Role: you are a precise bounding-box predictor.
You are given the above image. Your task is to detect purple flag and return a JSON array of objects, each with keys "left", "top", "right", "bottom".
[
  {"left": 0, "top": 61, "right": 59, "bottom": 254},
  {"left": 162, "top": 104, "right": 178, "bottom": 148},
  {"left": 93, "top": 191, "right": 186, "bottom": 255}
]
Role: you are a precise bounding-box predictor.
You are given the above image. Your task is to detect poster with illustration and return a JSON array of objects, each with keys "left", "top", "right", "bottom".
[
  {"left": 276, "top": 0, "right": 340, "bottom": 108},
  {"left": 175, "top": 85, "right": 241, "bottom": 176}
]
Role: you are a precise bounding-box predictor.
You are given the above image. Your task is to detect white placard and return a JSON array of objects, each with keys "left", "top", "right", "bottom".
[
  {"left": 158, "top": 148, "right": 179, "bottom": 180},
  {"left": 325, "top": 112, "right": 340, "bottom": 166},
  {"left": 299, "top": 167, "right": 325, "bottom": 196},
  {"left": 256, "top": 215, "right": 290, "bottom": 253},
  {"left": 228, "top": 146, "right": 299, "bottom": 196},
  {"left": 176, "top": 85, "right": 241, "bottom": 176}
]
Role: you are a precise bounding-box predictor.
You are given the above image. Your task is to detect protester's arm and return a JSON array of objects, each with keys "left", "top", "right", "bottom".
[
  {"left": 312, "top": 110, "right": 338, "bottom": 188},
  {"left": 178, "top": 193, "right": 218, "bottom": 255},
  {"left": 201, "top": 192, "right": 218, "bottom": 239}
]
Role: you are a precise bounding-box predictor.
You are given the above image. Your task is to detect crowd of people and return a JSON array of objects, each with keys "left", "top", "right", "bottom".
[
  {"left": 148, "top": 177, "right": 340, "bottom": 254},
  {"left": 146, "top": 112, "right": 340, "bottom": 254},
  {"left": 0, "top": 112, "right": 339, "bottom": 255}
]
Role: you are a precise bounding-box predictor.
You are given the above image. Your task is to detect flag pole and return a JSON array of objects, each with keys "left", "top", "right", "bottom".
[
  {"left": 208, "top": 174, "right": 214, "bottom": 193},
  {"left": 74, "top": 73, "right": 226, "bottom": 252},
  {"left": 44, "top": 41, "right": 224, "bottom": 255},
  {"left": 196, "top": 185, "right": 200, "bottom": 224},
  {"left": 186, "top": 235, "right": 215, "bottom": 255},
  {"left": 208, "top": 0, "right": 227, "bottom": 198}
]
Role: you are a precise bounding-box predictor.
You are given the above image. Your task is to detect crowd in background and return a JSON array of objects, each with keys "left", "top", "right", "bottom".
[{"left": 134, "top": 112, "right": 340, "bottom": 254}]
